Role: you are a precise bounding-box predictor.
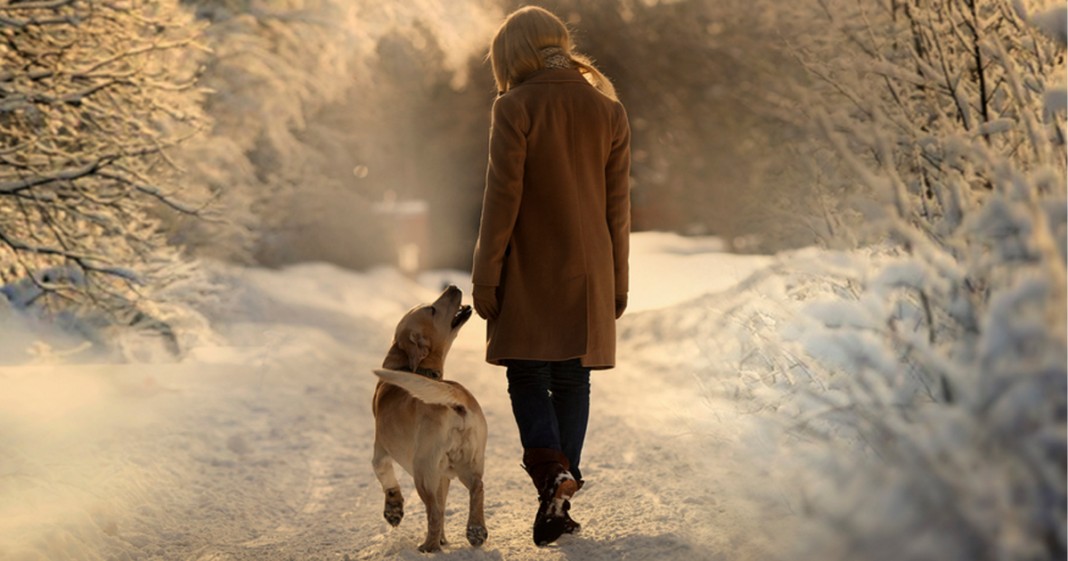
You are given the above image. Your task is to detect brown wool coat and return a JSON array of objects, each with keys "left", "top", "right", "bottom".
[{"left": 472, "top": 68, "right": 631, "bottom": 369}]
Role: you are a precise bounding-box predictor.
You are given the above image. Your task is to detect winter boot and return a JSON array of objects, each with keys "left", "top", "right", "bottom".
[
  {"left": 561, "top": 478, "right": 586, "bottom": 534},
  {"left": 523, "top": 448, "right": 580, "bottom": 546},
  {"left": 532, "top": 468, "right": 579, "bottom": 545},
  {"left": 562, "top": 495, "right": 582, "bottom": 534}
]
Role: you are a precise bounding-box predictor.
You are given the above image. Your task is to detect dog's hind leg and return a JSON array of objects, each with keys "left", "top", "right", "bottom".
[
  {"left": 414, "top": 472, "right": 449, "bottom": 552},
  {"left": 458, "top": 468, "right": 487, "bottom": 547},
  {"left": 372, "top": 440, "right": 403, "bottom": 527}
]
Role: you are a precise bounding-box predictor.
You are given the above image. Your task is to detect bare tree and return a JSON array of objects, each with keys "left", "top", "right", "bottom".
[{"left": 0, "top": 0, "right": 208, "bottom": 322}]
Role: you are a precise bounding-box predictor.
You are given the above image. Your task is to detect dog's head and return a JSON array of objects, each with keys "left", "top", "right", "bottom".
[{"left": 392, "top": 285, "right": 473, "bottom": 373}]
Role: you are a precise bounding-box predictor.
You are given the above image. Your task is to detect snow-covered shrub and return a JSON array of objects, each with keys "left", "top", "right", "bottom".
[
  {"left": 779, "top": 176, "right": 1066, "bottom": 561},
  {"left": 0, "top": 0, "right": 214, "bottom": 352},
  {"left": 0, "top": 256, "right": 221, "bottom": 362},
  {"left": 745, "top": 1, "right": 1067, "bottom": 559}
]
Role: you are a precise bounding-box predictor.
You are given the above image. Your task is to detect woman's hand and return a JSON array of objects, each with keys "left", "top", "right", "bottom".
[
  {"left": 615, "top": 294, "right": 627, "bottom": 319},
  {"left": 473, "top": 284, "right": 500, "bottom": 320}
]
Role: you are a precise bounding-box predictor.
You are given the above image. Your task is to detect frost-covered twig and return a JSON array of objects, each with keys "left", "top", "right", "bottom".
[{"left": 0, "top": 0, "right": 211, "bottom": 337}]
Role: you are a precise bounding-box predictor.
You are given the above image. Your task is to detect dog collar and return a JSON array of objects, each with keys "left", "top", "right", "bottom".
[{"left": 404, "top": 366, "right": 442, "bottom": 380}]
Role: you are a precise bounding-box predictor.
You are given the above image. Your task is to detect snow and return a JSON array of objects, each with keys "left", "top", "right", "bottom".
[
  {"left": 627, "top": 232, "right": 773, "bottom": 312},
  {"left": 5, "top": 227, "right": 1061, "bottom": 560},
  {"left": 0, "top": 232, "right": 791, "bottom": 561},
  {"left": 0, "top": 266, "right": 87, "bottom": 309}
]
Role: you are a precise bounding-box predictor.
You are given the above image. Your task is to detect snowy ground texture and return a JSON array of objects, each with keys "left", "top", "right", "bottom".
[{"left": 0, "top": 233, "right": 866, "bottom": 560}]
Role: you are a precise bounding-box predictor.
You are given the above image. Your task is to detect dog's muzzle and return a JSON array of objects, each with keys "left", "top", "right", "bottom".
[{"left": 452, "top": 305, "right": 473, "bottom": 328}]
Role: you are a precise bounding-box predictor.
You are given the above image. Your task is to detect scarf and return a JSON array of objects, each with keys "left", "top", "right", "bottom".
[{"left": 539, "top": 46, "right": 573, "bottom": 70}]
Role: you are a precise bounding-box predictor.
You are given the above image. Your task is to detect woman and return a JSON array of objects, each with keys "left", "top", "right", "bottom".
[{"left": 471, "top": 5, "right": 631, "bottom": 547}]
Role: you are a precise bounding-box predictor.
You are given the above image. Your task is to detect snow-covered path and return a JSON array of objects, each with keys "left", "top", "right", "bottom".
[{"left": 1, "top": 234, "right": 789, "bottom": 561}]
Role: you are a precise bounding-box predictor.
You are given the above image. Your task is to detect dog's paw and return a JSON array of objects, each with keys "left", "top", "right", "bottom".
[
  {"left": 383, "top": 488, "right": 404, "bottom": 527},
  {"left": 417, "top": 540, "right": 442, "bottom": 553},
  {"left": 383, "top": 509, "right": 403, "bottom": 527},
  {"left": 383, "top": 504, "right": 404, "bottom": 527},
  {"left": 466, "top": 524, "right": 488, "bottom": 547}
]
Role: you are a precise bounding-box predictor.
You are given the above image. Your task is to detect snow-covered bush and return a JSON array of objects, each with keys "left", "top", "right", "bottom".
[
  {"left": 0, "top": 0, "right": 215, "bottom": 356},
  {"left": 742, "top": 1, "right": 1067, "bottom": 559},
  {"left": 779, "top": 181, "right": 1066, "bottom": 560},
  {"left": 0, "top": 258, "right": 222, "bottom": 362}
]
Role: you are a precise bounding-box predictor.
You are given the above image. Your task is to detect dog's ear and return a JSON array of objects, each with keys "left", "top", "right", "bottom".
[{"left": 400, "top": 329, "right": 430, "bottom": 371}]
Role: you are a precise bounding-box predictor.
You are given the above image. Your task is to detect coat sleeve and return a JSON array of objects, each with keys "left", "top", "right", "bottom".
[
  {"left": 472, "top": 95, "right": 528, "bottom": 287},
  {"left": 605, "top": 102, "right": 631, "bottom": 297}
]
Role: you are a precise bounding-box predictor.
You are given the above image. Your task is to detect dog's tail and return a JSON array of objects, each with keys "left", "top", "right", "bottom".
[{"left": 373, "top": 368, "right": 465, "bottom": 407}]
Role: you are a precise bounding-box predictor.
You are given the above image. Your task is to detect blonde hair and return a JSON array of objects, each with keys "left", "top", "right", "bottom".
[{"left": 489, "top": 6, "right": 617, "bottom": 101}]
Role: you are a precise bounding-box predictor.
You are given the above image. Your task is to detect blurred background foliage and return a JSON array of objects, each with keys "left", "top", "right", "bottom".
[
  {"left": 8, "top": 0, "right": 1057, "bottom": 308},
  {"left": 175, "top": 0, "right": 825, "bottom": 272}
]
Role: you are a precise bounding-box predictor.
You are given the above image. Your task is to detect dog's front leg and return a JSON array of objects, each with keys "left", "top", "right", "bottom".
[
  {"left": 415, "top": 474, "right": 450, "bottom": 552},
  {"left": 372, "top": 440, "right": 404, "bottom": 527}
]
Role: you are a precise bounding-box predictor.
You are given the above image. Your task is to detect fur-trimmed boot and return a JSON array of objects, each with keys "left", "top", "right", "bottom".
[{"left": 522, "top": 448, "right": 581, "bottom": 546}]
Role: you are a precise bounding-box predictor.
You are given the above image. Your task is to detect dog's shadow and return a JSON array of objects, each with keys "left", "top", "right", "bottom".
[
  {"left": 358, "top": 529, "right": 709, "bottom": 560},
  {"left": 359, "top": 527, "right": 507, "bottom": 560}
]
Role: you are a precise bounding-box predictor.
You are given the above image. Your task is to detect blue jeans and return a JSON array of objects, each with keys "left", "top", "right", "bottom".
[{"left": 505, "top": 359, "right": 591, "bottom": 482}]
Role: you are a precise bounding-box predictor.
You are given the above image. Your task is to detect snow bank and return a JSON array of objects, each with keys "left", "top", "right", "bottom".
[{"left": 627, "top": 232, "right": 772, "bottom": 312}]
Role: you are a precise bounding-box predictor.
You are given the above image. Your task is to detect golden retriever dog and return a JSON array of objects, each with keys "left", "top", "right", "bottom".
[{"left": 371, "top": 285, "right": 487, "bottom": 552}]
